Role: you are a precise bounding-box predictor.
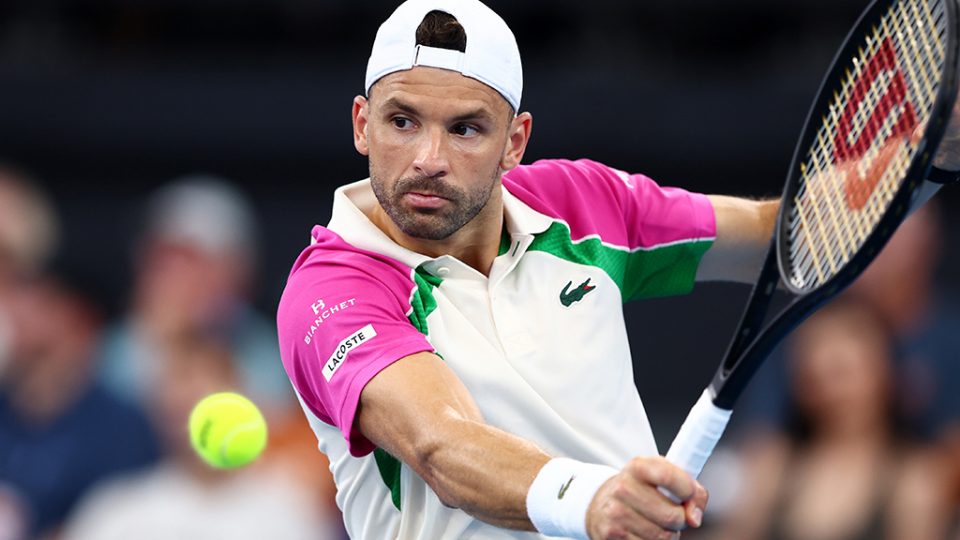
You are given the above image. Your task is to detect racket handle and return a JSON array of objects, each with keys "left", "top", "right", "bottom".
[{"left": 661, "top": 389, "right": 732, "bottom": 502}]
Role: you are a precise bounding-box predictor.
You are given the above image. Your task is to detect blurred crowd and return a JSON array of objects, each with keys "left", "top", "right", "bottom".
[
  {"left": 0, "top": 158, "right": 959, "bottom": 540},
  {"left": 0, "top": 165, "right": 345, "bottom": 539}
]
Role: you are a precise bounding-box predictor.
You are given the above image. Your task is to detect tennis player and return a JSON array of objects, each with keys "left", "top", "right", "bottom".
[{"left": 277, "top": 1, "right": 777, "bottom": 538}]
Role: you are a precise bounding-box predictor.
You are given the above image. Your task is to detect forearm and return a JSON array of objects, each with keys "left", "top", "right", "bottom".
[
  {"left": 408, "top": 414, "right": 551, "bottom": 530},
  {"left": 698, "top": 196, "right": 779, "bottom": 283},
  {"left": 357, "top": 352, "right": 552, "bottom": 530},
  {"left": 357, "top": 352, "right": 705, "bottom": 538}
]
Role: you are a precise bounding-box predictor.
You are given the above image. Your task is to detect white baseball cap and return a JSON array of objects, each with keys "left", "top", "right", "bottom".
[
  {"left": 146, "top": 175, "right": 257, "bottom": 259},
  {"left": 365, "top": 0, "right": 523, "bottom": 112}
]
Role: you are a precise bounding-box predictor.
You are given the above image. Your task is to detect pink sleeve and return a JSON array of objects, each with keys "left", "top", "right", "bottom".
[
  {"left": 504, "top": 159, "right": 717, "bottom": 299},
  {"left": 277, "top": 236, "right": 434, "bottom": 457},
  {"left": 504, "top": 159, "right": 715, "bottom": 250}
]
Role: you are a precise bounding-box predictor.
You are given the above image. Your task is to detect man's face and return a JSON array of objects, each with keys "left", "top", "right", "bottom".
[{"left": 356, "top": 67, "right": 517, "bottom": 240}]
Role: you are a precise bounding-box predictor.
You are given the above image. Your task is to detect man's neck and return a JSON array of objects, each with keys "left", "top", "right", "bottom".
[{"left": 371, "top": 195, "right": 504, "bottom": 277}]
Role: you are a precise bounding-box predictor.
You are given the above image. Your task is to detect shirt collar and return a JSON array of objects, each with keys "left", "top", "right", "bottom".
[
  {"left": 326, "top": 178, "right": 554, "bottom": 267},
  {"left": 500, "top": 182, "right": 553, "bottom": 237}
]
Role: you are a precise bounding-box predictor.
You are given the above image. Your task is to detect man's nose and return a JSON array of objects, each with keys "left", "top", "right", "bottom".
[{"left": 412, "top": 126, "right": 449, "bottom": 178}]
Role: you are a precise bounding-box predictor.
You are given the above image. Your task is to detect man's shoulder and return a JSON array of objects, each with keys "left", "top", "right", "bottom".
[
  {"left": 505, "top": 158, "right": 622, "bottom": 188},
  {"left": 280, "top": 226, "right": 416, "bottom": 315},
  {"left": 503, "top": 158, "right": 645, "bottom": 207},
  {"left": 292, "top": 226, "right": 412, "bottom": 280},
  {"left": 507, "top": 157, "right": 645, "bottom": 180},
  {"left": 502, "top": 159, "right": 650, "bottom": 227}
]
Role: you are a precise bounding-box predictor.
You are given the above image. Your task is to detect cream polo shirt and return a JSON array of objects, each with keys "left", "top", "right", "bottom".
[{"left": 277, "top": 158, "right": 716, "bottom": 539}]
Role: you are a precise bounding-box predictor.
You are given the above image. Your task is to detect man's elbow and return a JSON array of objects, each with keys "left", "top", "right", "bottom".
[{"left": 407, "top": 416, "right": 472, "bottom": 509}]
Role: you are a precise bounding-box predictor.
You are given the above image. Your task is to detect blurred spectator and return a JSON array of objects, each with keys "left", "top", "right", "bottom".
[
  {"left": 0, "top": 166, "right": 58, "bottom": 281},
  {"left": 97, "top": 175, "right": 290, "bottom": 416},
  {"left": 734, "top": 204, "right": 960, "bottom": 439},
  {"left": 0, "top": 165, "right": 59, "bottom": 372},
  {"left": 707, "top": 299, "right": 930, "bottom": 540},
  {"left": 0, "top": 267, "right": 159, "bottom": 539},
  {"left": 881, "top": 430, "right": 960, "bottom": 540},
  {"left": 62, "top": 332, "right": 342, "bottom": 540},
  {"left": 93, "top": 174, "right": 344, "bottom": 537},
  {"left": 940, "top": 430, "right": 960, "bottom": 538},
  {"left": 847, "top": 202, "right": 960, "bottom": 438}
]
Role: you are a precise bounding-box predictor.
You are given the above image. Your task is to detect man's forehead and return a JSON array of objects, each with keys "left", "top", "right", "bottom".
[{"left": 369, "top": 67, "right": 513, "bottom": 117}]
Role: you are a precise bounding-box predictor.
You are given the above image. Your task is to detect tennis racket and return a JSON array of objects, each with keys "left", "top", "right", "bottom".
[{"left": 664, "top": 0, "right": 960, "bottom": 485}]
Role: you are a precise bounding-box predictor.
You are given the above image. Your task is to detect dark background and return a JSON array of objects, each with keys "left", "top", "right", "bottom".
[{"left": 1, "top": 0, "right": 957, "bottom": 445}]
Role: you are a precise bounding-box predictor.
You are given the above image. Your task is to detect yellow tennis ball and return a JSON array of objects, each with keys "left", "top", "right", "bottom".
[{"left": 189, "top": 392, "right": 267, "bottom": 469}]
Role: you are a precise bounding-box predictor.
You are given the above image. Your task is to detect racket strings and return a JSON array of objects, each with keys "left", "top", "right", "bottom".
[
  {"left": 796, "top": 1, "right": 943, "bottom": 220},
  {"left": 797, "top": 31, "right": 918, "bottom": 278},
  {"left": 800, "top": 2, "right": 937, "bottom": 245},
  {"left": 787, "top": 0, "right": 947, "bottom": 291}
]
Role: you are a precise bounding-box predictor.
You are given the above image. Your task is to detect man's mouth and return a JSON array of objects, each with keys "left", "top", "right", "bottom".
[{"left": 403, "top": 191, "right": 449, "bottom": 209}]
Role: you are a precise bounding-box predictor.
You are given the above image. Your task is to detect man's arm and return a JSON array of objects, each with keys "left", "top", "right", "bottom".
[
  {"left": 357, "top": 351, "right": 708, "bottom": 538},
  {"left": 358, "top": 351, "right": 547, "bottom": 530},
  {"left": 696, "top": 196, "right": 780, "bottom": 283}
]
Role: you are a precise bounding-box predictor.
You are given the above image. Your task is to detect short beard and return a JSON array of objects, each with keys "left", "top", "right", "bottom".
[{"left": 370, "top": 164, "right": 500, "bottom": 240}]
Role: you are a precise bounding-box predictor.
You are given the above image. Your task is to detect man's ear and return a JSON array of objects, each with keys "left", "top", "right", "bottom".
[
  {"left": 501, "top": 112, "right": 533, "bottom": 171},
  {"left": 353, "top": 95, "right": 370, "bottom": 156}
]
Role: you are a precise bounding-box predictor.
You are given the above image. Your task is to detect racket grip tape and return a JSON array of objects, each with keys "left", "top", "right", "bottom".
[{"left": 660, "top": 389, "right": 732, "bottom": 502}]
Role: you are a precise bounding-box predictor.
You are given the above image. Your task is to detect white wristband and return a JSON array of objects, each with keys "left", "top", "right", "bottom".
[{"left": 526, "top": 457, "right": 618, "bottom": 539}]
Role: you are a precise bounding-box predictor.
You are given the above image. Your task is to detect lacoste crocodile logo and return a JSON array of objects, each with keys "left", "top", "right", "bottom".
[
  {"left": 558, "top": 475, "right": 575, "bottom": 499},
  {"left": 560, "top": 278, "right": 596, "bottom": 307}
]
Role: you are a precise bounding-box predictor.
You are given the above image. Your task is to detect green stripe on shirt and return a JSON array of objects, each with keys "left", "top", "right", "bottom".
[
  {"left": 375, "top": 265, "right": 444, "bottom": 511},
  {"left": 527, "top": 221, "right": 714, "bottom": 301}
]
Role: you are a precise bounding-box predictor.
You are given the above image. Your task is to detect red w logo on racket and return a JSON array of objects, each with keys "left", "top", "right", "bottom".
[{"left": 834, "top": 38, "right": 917, "bottom": 210}]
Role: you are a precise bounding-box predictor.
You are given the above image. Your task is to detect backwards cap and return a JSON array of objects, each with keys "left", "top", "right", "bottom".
[{"left": 365, "top": 0, "right": 523, "bottom": 111}]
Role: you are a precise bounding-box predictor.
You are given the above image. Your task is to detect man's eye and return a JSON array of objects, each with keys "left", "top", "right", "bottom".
[
  {"left": 452, "top": 124, "right": 479, "bottom": 137},
  {"left": 392, "top": 117, "right": 414, "bottom": 129}
]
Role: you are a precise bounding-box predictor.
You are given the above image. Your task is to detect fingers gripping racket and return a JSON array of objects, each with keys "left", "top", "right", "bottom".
[{"left": 664, "top": 0, "right": 960, "bottom": 485}]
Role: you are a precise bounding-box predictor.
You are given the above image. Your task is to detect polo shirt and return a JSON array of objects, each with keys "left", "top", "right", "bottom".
[{"left": 277, "top": 158, "right": 716, "bottom": 539}]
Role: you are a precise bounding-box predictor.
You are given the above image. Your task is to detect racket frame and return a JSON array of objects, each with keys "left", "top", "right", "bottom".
[{"left": 709, "top": 0, "right": 960, "bottom": 410}]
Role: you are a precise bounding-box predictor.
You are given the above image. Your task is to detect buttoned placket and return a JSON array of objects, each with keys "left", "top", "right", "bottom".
[{"left": 486, "top": 233, "right": 538, "bottom": 358}]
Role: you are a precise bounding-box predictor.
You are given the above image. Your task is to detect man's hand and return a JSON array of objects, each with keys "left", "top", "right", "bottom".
[{"left": 585, "top": 456, "right": 707, "bottom": 540}]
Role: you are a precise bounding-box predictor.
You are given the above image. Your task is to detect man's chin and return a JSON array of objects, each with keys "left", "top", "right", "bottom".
[
  {"left": 397, "top": 223, "right": 457, "bottom": 241},
  {"left": 390, "top": 214, "right": 457, "bottom": 240}
]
